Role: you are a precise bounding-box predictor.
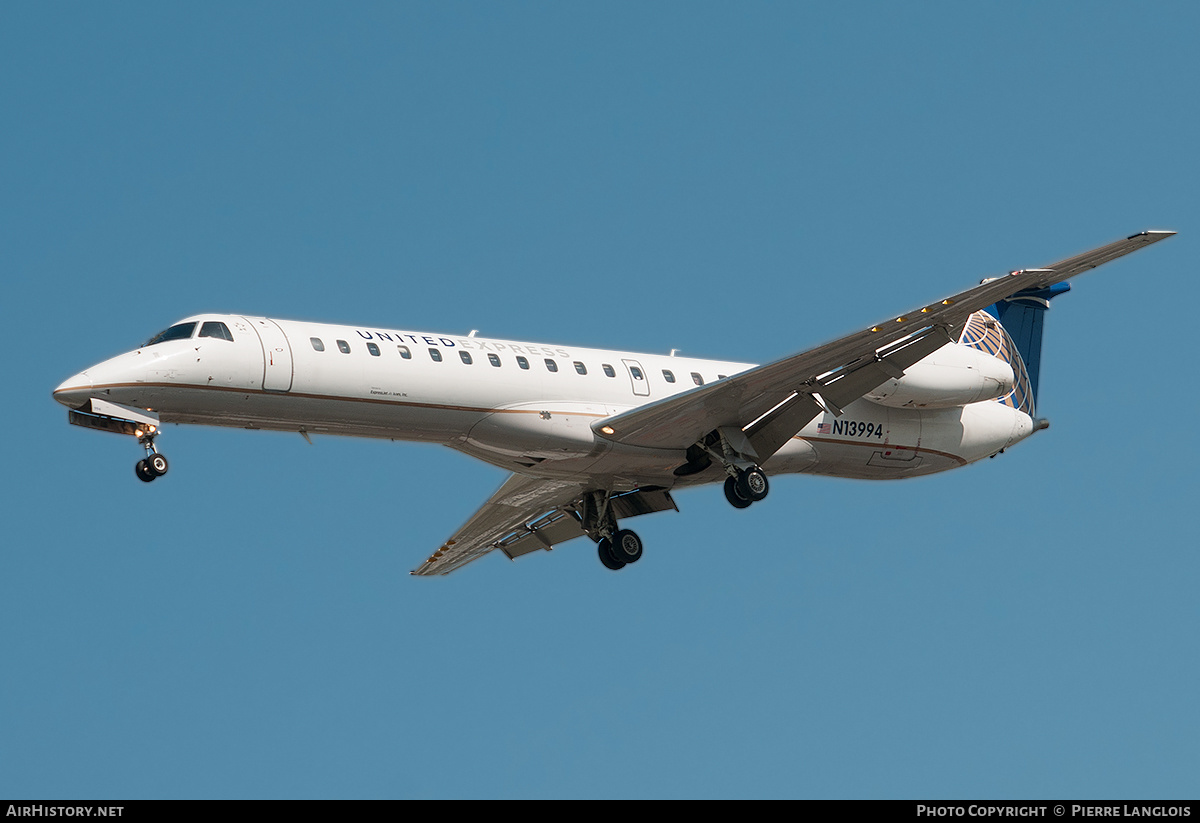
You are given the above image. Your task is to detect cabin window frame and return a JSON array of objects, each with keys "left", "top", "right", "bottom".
[
  {"left": 198, "top": 321, "right": 234, "bottom": 342},
  {"left": 144, "top": 322, "right": 197, "bottom": 347}
]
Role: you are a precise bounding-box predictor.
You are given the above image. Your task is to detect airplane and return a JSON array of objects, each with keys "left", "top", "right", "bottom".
[{"left": 53, "top": 230, "right": 1174, "bottom": 575}]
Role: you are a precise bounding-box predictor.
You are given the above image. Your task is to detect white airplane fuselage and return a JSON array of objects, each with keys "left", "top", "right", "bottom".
[{"left": 53, "top": 313, "right": 1034, "bottom": 491}]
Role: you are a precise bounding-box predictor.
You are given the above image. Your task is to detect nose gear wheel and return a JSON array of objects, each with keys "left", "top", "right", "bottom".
[{"left": 133, "top": 429, "right": 168, "bottom": 483}]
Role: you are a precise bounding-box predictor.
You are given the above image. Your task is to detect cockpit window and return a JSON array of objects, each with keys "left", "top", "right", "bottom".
[
  {"left": 198, "top": 321, "right": 234, "bottom": 342},
  {"left": 144, "top": 322, "right": 197, "bottom": 346}
]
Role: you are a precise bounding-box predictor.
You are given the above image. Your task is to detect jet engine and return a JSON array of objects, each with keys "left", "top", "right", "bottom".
[{"left": 864, "top": 342, "right": 1015, "bottom": 409}]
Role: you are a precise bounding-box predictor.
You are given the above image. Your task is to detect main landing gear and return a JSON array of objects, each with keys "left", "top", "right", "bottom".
[
  {"left": 692, "top": 429, "right": 771, "bottom": 511},
  {"left": 598, "top": 529, "right": 644, "bottom": 570},
  {"left": 577, "top": 491, "right": 645, "bottom": 572},
  {"left": 133, "top": 427, "right": 169, "bottom": 483},
  {"left": 723, "top": 466, "right": 769, "bottom": 509}
]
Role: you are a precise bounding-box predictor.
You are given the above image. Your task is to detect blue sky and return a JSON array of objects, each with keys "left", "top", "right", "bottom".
[{"left": 3, "top": 2, "right": 1196, "bottom": 799}]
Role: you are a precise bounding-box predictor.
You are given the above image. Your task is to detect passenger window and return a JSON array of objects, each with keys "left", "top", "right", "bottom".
[
  {"left": 631, "top": 367, "right": 644, "bottom": 380},
  {"left": 199, "top": 321, "right": 234, "bottom": 341},
  {"left": 545, "top": 359, "right": 558, "bottom": 373},
  {"left": 398, "top": 345, "right": 412, "bottom": 359},
  {"left": 662, "top": 370, "right": 676, "bottom": 383},
  {"left": 310, "top": 338, "right": 325, "bottom": 352},
  {"left": 602, "top": 364, "right": 616, "bottom": 378},
  {"left": 337, "top": 340, "right": 351, "bottom": 354},
  {"left": 488, "top": 354, "right": 501, "bottom": 367},
  {"left": 367, "top": 342, "right": 381, "bottom": 356},
  {"left": 517, "top": 356, "right": 530, "bottom": 370},
  {"left": 459, "top": 351, "right": 473, "bottom": 365},
  {"left": 574, "top": 361, "right": 587, "bottom": 375},
  {"left": 691, "top": 372, "right": 704, "bottom": 386},
  {"left": 144, "top": 322, "right": 197, "bottom": 346},
  {"left": 429, "top": 348, "right": 443, "bottom": 362}
]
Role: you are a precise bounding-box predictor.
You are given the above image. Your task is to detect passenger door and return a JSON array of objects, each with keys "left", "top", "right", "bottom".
[{"left": 245, "top": 317, "right": 294, "bottom": 392}]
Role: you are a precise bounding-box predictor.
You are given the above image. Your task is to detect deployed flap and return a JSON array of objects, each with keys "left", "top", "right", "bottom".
[
  {"left": 745, "top": 323, "right": 957, "bottom": 459},
  {"left": 412, "top": 474, "right": 586, "bottom": 576},
  {"left": 493, "top": 487, "right": 678, "bottom": 564},
  {"left": 593, "top": 230, "right": 1174, "bottom": 457},
  {"left": 410, "top": 474, "right": 677, "bottom": 576}
]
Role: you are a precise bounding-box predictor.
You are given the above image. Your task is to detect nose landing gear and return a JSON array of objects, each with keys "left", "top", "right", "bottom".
[{"left": 133, "top": 427, "right": 169, "bottom": 483}]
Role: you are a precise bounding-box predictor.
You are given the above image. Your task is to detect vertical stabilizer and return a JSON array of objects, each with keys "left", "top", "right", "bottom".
[{"left": 988, "top": 282, "right": 1071, "bottom": 408}]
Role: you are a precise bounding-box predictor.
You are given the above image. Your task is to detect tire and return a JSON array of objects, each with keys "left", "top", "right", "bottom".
[
  {"left": 598, "top": 538, "right": 625, "bottom": 570},
  {"left": 611, "top": 529, "right": 643, "bottom": 564},
  {"left": 147, "top": 453, "right": 169, "bottom": 476},
  {"left": 135, "top": 460, "right": 156, "bottom": 483},
  {"left": 737, "top": 467, "right": 769, "bottom": 502},
  {"left": 724, "top": 476, "right": 752, "bottom": 508}
]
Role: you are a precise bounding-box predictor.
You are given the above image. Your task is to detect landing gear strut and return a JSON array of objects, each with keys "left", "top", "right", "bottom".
[
  {"left": 134, "top": 427, "right": 168, "bottom": 483},
  {"left": 695, "top": 430, "right": 771, "bottom": 510}
]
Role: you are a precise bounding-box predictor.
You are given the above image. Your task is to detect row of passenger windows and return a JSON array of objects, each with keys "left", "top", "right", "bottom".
[{"left": 308, "top": 336, "right": 720, "bottom": 384}]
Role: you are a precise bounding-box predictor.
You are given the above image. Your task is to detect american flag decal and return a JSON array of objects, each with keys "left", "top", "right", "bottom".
[{"left": 817, "top": 422, "right": 832, "bottom": 434}]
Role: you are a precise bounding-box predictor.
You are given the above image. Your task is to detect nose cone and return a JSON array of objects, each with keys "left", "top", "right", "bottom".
[{"left": 53, "top": 371, "right": 93, "bottom": 409}]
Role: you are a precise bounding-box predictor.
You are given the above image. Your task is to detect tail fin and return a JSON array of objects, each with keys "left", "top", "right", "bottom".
[
  {"left": 988, "top": 282, "right": 1071, "bottom": 407},
  {"left": 958, "top": 283, "right": 1071, "bottom": 417}
]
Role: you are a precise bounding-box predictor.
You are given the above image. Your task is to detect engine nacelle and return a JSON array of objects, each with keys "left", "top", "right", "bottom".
[{"left": 865, "top": 342, "right": 1014, "bottom": 409}]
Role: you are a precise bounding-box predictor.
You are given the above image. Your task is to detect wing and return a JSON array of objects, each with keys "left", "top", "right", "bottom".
[
  {"left": 594, "top": 230, "right": 1175, "bottom": 459},
  {"left": 410, "top": 473, "right": 678, "bottom": 576}
]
